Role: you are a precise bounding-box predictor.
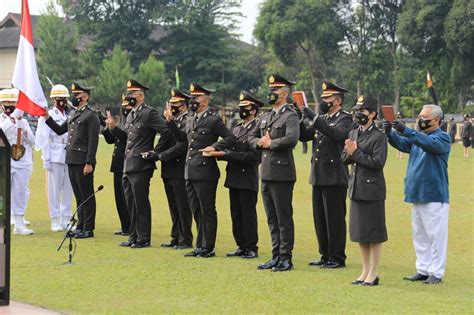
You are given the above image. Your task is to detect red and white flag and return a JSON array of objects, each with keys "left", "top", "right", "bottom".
[{"left": 12, "top": 0, "right": 47, "bottom": 116}]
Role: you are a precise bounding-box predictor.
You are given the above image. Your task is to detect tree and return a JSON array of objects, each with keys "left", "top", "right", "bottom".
[
  {"left": 36, "top": 1, "right": 80, "bottom": 92},
  {"left": 158, "top": 0, "right": 242, "bottom": 101},
  {"left": 255, "top": 0, "right": 345, "bottom": 104},
  {"left": 136, "top": 54, "right": 169, "bottom": 109},
  {"left": 94, "top": 45, "right": 134, "bottom": 106},
  {"left": 58, "top": 0, "right": 166, "bottom": 67},
  {"left": 444, "top": 0, "right": 474, "bottom": 113}
]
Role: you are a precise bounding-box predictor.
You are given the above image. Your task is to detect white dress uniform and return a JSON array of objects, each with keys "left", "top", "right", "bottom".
[
  {"left": 0, "top": 112, "right": 35, "bottom": 234},
  {"left": 41, "top": 107, "right": 73, "bottom": 230}
]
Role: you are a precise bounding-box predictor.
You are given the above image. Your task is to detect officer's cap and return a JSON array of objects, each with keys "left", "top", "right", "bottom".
[
  {"left": 126, "top": 79, "right": 149, "bottom": 92},
  {"left": 189, "top": 82, "right": 215, "bottom": 96},
  {"left": 238, "top": 91, "right": 264, "bottom": 108},
  {"left": 352, "top": 95, "right": 378, "bottom": 112},
  {"left": 71, "top": 82, "right": 94, "bottom": 94},
  {"left": 169, "top": 87, "right": 191, "bottom": 104},
  {"left": 121, "top": 93, "right": 129, "bottom": 107},
  {"left": 267, "top": 74, "right": 295, "bottom": 90},
  {"left": 321, "top": 80, "right": 347, "bottom": 98}
]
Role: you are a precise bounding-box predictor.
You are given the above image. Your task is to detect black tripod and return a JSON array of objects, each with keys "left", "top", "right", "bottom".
[{"left": 57, "top": 185, "right": 104, "bottom": 265}]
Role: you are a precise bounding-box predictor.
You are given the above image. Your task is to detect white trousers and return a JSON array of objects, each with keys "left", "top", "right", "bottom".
[
  {"left": 412, "top": 202, "right": 449, "bottom": 278},
  {"left": 47, "top": 162, "right": 73, "bottom": 219},
  {"left": 11, "top": 166, "right": 33, "bottom": 216}
]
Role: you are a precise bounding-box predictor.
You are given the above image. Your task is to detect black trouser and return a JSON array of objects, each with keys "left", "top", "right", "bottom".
[
  {"left": 229, "top": 188, "right": 258, "bottom": 251},
  {"left": 302, "top": 141, "right": 308, "bottom": 154},
  {"left": 113, "top": 172, "right": 130, "bottom": 233},
  {"left": 186, "top": 180, "right": 218, "bottom": 250},
  {"left": 163, "top": 178, "right": 193, "bottom": 246},
  {"left": 261, "top": 181, "right": 295, "bottom": 260},
  {"left": 312, "top": 185, "right": 347, "bottom": 263},
  {"left": 68, "top": 164, "right": 96, "bottom": 231},
  {"left": 123, "top": 169, "right": 154, "bottom": 243}
]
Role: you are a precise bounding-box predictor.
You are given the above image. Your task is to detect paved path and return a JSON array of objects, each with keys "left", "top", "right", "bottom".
[{"left": 0, "top": 301, "right": 61, "bottom": 314}]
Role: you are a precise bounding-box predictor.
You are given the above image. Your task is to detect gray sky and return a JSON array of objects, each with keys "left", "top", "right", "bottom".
[{"left": 0, "top": 0, "right": 263, "bottom": 44}]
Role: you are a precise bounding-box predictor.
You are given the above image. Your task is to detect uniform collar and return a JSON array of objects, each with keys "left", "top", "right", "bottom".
[{"left": 242, "top": 118, "right": 255, "bottom": 128}]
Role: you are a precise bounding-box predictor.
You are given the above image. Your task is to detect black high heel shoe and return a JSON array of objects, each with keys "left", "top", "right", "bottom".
[
  {"left": 351, "top": 280, "right": 364, "bottom": 285},
  {"left": 362, "top": 276, "right": 380, "bottom": 286}
]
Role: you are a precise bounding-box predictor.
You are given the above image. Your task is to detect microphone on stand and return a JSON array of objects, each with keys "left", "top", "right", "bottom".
[{"left": 57, "top": 185, "right": 104, "bottom": 265}]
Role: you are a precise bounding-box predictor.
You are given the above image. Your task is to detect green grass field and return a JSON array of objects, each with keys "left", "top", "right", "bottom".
[{"left": 9, "top": 139, "right": 473, "bottom": 314}]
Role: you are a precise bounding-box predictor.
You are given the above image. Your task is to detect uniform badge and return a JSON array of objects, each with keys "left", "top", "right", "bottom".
[
  {"left": 71, "top": 83, "right": 76, "bottom": 91},
  {"left": 127, "top": 80, "right": 132, "bottom": 88},
  {"left": 322, "top": 82, "right": 327, "bottom": 90},
  {"left": 240, "top": 93, "right": 244, "bottom": 101},
  {"left": 358, "top": 96, "right": 364, "bottom": 102},
  {"left": 171, "top": 89, "right": 176, "bottom": 96},
  {"left": 190, "top": 84, "right": 195, "bottom": 92},
  {"left": 269, "top": 75, "right": 275, "bottom": 83}
]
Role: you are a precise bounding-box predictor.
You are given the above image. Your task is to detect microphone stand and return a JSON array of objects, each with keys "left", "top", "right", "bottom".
[{"left": 57, "top": 185, "right": 103, "bottom": 265}]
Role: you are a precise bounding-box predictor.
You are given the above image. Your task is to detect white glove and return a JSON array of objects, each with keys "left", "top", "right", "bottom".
[
  {"left": 11, "top": 108, "right": 24, "bottom": 119},
  {"left": 43, "top": 160, "right": 52, "bottom": 171}
]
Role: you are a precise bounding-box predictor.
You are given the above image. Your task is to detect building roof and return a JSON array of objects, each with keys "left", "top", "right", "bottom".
[{"left": 0, "top": 13, "right": 40, "bottom": 49}]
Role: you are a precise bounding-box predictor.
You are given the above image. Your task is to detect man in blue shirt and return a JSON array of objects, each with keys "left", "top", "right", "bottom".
[{"left": 384, "top": 105, "right": 450, "bottom": 285}]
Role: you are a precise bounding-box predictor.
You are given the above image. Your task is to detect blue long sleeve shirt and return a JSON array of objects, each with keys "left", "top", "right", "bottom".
[{"left": 387, "top": 127, "right": 451, "bottom": 204}]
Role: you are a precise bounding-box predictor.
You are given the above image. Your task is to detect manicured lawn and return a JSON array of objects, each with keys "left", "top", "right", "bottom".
[{"left": 9, "top": 139, "right": 473, "bottom": 313}]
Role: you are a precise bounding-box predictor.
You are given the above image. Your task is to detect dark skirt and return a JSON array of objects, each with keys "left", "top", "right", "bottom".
[
  {"left": 462, "top": 138, "right": 471, "bottom": 147},
  {"left": 350, "top": 200, "right": 388, "bottom": 243}
]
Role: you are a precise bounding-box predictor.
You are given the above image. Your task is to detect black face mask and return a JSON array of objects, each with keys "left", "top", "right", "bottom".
[
  {"left": 126, "top": 95, "right": 137, "bottom": 107},
  {"left": 319, "top": 101, "right": 332, "bottom": 114},
  {"left": 189, "top": 99, "right": 200, "bottom": 112},
  {"left": 355, "top": 112, "right": 369, "bottom": 125},
  {"left": 70, "top": 96, "right": 81, "bottom": 107},
  {"left": 267, "top": 91, "right": 279, "bottom": 105},
  {"left": 3, "top": 105, "right": 15, "bottom": 115},
  {"left": 171, "top": 106, "right": 181, "bottom": 116},
  {"left": 55, "top": 98, "right": 67, "bottom": 107},
  {"left": 121, "top": 108, "right": 131, "bottom": 117},
  {"left": 239, "top": 108, "right": 252, "bottom": 120},
  {"left": 418, "top": 118, "right": 433, "bottom": 130}
]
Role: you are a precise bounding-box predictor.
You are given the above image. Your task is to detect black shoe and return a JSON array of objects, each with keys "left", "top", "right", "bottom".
[
  {"left": 119, "top": 241, "right": 135, "bottom": 247},
  {"left": 226, "top": 248, "right": 245, "bottom": 257},
  {"left": 74, "top": 229, "right": 82, "bottom": 236},
  {"left": 362, "top": 277, "right": 380, "bottom": 286},
  {"left": 308, "top": 259, "right": 328, "bottom": 266},
  {"left": 271, "top": 259, "right": 293, "bottom": 272},
  {"left": 130, "top": 241, "right": 150, "bottom": 248},
  {"left": 423, "top": 275, "right": 442, "bottom": 285},
  {"left": 403, "top": 273, "right": 429, "bottom": 282},
  {"left": 351, "top": 280, "right": 364, "bottom": 285},
  {"left": 174, "top": 244, "right": 193, "bottom": 250},
  {"left": 184, "top": 248, "right": 202, "bottom": 257},
  {"left": 114, "top": 231, "right": 129, "bottom": 236},
  {"left": 241, "top": 250, "right": 258, "bottom": 259},
  {"left": 257, "top": 257, "right": 279, "bottom": 270},
  {"left": 321, "top": 260, "right": 345, "bottom": 269},
  {"left": 75, "top": 230, "right": 94, "bottom": 239},
  {"left": 199, "top": 248, "right": 216, "bottom": 258},
  {"left": 161, "top": 242, "right": 178, "bottom": 248}
]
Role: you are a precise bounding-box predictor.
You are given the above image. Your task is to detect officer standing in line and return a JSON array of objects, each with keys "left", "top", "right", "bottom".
[
  {"left": 119, "top": 79, "right": 171, "bottom": 248},
  {"left": 42, "top": 84, "right": 73, "bottom": 232},
  {"left": 208, "top": 91, "right": 262, "bottom": 259},
  {"left": 45, "top": 82, "right": 100, "bottom": 239},
  {"left": 166, "top": 82, "right": 236, "bottom": 258},
  {"left": 301, "top": 80, "right": 353, "bottom": 268},
  {"left": 102, "top": 94, "right": 132, "bottom": 236},
  {"left": 143, "top": 88, "right": 193, "bottom": 250},
  {"left": 248, "top": 74, "right": 300, "bottom": 272}
]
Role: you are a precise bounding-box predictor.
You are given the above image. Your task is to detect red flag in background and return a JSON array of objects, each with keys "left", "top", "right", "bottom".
[{"left": 11, "top": 0, "right": 47, "bottom": 116}]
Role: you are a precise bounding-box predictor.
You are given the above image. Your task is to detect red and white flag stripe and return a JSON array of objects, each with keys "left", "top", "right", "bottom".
[{"left": 12, "top": 0, "right": 47, "bottom": 116}]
